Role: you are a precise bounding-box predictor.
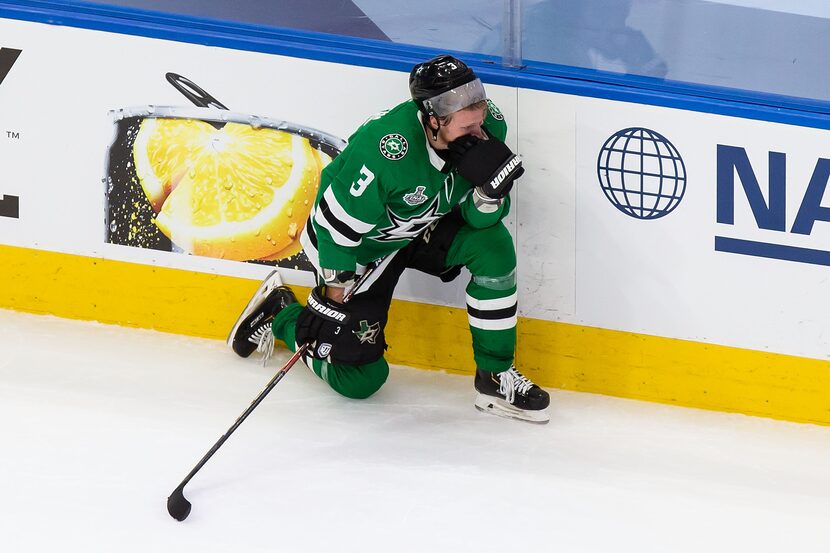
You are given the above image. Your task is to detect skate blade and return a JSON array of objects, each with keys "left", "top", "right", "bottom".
[
  {"left": 474, "top": 393, "right": 550, "bottom": 424},
  {"left": 225, "top": 270, "right": 284, "bottom": 348}
]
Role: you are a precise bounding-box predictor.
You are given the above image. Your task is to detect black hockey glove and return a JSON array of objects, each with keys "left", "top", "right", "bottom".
[
  {"left": 295, "top": 286, "right": 351, "bottom": 361},
  {"left": 448, "top": 135, "right": 524, "bottom": 200}
]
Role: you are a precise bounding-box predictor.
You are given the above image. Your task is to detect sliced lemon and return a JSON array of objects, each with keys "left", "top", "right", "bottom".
[
  {"left": 133, "top": 118, "right": 322, "bottom": 261},
  {"left": 257, "top": 237, "right": 303, "bottom": 262},
  {"left": 134, "top": 118, "right": 212, "bottom": 212}
]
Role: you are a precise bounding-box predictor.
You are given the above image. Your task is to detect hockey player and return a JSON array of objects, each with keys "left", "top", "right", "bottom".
[{"left": 228, "top": 54, "right": 550, "bottom": 423}]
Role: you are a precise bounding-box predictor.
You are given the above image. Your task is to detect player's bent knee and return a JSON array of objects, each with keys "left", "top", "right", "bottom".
[
  {"left": 466, "top": 225, "right": 516, "bottom": 276},
  {"left": 332, "top": 359, "right": 389, "bottom": 400}
]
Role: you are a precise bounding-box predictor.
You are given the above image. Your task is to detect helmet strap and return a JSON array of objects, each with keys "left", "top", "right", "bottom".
[{"left": 428, "top": 112, "right": 440, "bottom": 141}]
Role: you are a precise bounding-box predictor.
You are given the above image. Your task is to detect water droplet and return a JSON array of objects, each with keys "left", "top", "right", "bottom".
[
  {"left": 254, "top": 229, "right": 261, "bottom": 237},
  {"left": 265, "top": 177, "right": 273, "bottom": 185},
  {"left": 287, "top": 207, "right": 293, "bottom": 217},
  {"left": 109, "top": 221, "right": 117, "bottom": 232},
  {"left": 265, "top": 234, "right": 272, "bottom": 241},
  {"left": 288, "top": 222, "right": 298, "bottom": 238},
  {"left": 303, "top": 199, "right": 309, "bottom": 206},
  {"left": 223, "top": 181, "right": 233, "bottom": 190}
]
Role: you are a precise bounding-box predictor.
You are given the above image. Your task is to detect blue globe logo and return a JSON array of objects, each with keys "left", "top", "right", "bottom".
[{"left": 597, "top": 127, "right": 687, "bottom": 220}]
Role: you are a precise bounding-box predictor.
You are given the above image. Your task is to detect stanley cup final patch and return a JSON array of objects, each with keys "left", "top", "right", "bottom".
[
  {"left": 379, "top": 133, "right": 408, "bottom": 160},
  {"left": 403, "top": 186, "right": 428, "bottom": 206}
]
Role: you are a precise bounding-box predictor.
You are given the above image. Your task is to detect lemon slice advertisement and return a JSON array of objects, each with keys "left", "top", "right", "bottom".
[
  {"left": 134, "top": 118, "right": 324, "bottom": 261},
  {"left": 104, "top": 74, "right": 345, "bottom": 270}
]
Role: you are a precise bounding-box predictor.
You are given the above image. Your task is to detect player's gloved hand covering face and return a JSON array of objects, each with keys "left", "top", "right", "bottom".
[
  {"left": 295, "top": 286, "right": 351, "bottom": 361},
  {"left": 448, "top": 134, "right": 524, "bottom": 199}
]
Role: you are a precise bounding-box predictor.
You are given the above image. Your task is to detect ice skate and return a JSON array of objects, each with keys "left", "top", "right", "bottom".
[
  {"left": 474, "top": 366, "right": 550, "bottom": 424},
  {"left": 227, "top": 270, "right": 297, "bottom": 359}
]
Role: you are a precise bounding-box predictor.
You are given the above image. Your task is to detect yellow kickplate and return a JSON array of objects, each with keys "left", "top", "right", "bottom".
[{"left": 2, "top": 244, "right": 828, "bottom": 425}]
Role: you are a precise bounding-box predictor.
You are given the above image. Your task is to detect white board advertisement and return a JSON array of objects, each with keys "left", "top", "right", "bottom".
[
  {"left": 517, "top": 88, "right": 830, "bottom": 361},
  {"left": 0, "top": 17, "right": 517, "bottom": 307},
  {"left": 2, "top": 17, "right": 828, "bottom": 363}
]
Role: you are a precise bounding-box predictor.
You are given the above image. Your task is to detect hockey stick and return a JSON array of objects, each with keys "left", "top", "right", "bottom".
[{"left": 167, "top": 265, "right": 378, "bottom": 521}]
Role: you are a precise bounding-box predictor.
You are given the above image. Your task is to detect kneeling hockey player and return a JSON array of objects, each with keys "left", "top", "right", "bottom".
[{"left": 228, "top": 54, "right": 549, "bottom": 423}]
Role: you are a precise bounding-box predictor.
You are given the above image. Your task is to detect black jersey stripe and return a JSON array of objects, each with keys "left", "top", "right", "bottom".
[
  {"left": 305, "top": 215, "right": 318, "bottom": 247},
  {"left": 466, "top": 303, "right": 518, "bottom": 320},
  {"left": 318, "top": 196, "right": 363, "bottom": 243}
]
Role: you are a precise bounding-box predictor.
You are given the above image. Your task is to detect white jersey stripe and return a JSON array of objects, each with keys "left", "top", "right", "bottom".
[
  {"left": 314, "top": 208, "right": 361, "bottom": 247},
  {"left": 468, "top": 314, "right": 517, "bottom": 331},
  {"left": 465, "top": 292, "right": 518, "bottom": 312},
  {"left": 323, "top": 187, "right": 375, "bottom": 233},
  {"left": 299, "top": 223, "right": 321, "bottom": 275}
]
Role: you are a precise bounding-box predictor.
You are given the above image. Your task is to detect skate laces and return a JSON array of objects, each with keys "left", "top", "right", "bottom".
[
  {"left": 498, "top": 366, "right": 535, "bottom": 405},
  {"left": 248, "top": 323, "right": 275, "bottom": 365},
  {"left": 256, "top": 330, "right": 275, "bottom": 366}
]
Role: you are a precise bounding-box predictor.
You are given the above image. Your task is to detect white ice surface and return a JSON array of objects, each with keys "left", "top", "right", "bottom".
[{"left": 2, "top": 309, "right": 830, "bottom": 552}]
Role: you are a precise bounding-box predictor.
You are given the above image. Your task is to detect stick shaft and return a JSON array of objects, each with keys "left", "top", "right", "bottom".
[
  {"left": 172, "top": 262, "right": 376, "bottom": 493},
  {"left": 176, "top": 343, "right": 309, "bottom": 491}
]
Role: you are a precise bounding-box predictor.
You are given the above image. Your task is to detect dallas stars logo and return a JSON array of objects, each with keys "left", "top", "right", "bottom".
[
  {"left": 353, "top": 320, "right": 380, "bottom": 344},
  {"left": 486, "top": 99, "right": 504, "bottom": 121},
  {"left": 379, "top": 133, "right": 408, "bottom": 160},
  {"left": 373, "top": 195, "right": 442, "bottom": 242}
]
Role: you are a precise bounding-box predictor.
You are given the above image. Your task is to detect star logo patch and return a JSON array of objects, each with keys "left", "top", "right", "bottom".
[
  {"left": 373, "top": 195, "right": 442, "bottom": 242},
  {"left": 379, "top": 133, "right": 408, "bottom": 160},
  {"left": 353, "top": 320, "right": 381, "bottom": 344},
  {"left": 486, "top": 99, "right": 504, "bottom": 121}
]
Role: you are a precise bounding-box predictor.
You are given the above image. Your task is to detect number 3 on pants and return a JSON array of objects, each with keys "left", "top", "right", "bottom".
[{"left": 350, "top": 165, "right": 375, "bottom": 197}]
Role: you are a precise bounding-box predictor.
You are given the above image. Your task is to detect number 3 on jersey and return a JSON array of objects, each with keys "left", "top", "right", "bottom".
[{"left": 350, "top": 165, "right": 375, "bottom": 197}]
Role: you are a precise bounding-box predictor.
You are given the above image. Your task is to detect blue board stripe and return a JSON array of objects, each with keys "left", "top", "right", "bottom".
[
  {"left": 2, "top": 0, "right": 830, "bottom": 131},
  {"left": 715, "top": 236, "right": 830, "bottom": 267}
]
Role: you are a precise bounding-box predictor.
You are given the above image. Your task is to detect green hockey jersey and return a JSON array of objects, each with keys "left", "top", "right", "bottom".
[{"left": 308, "top": 99, "right": 510, "bottom": 272}]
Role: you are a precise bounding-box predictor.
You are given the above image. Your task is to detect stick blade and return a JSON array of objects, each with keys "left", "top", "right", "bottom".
[{"left": 167, "top": 487, "right": 192, "bottom": 521}]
